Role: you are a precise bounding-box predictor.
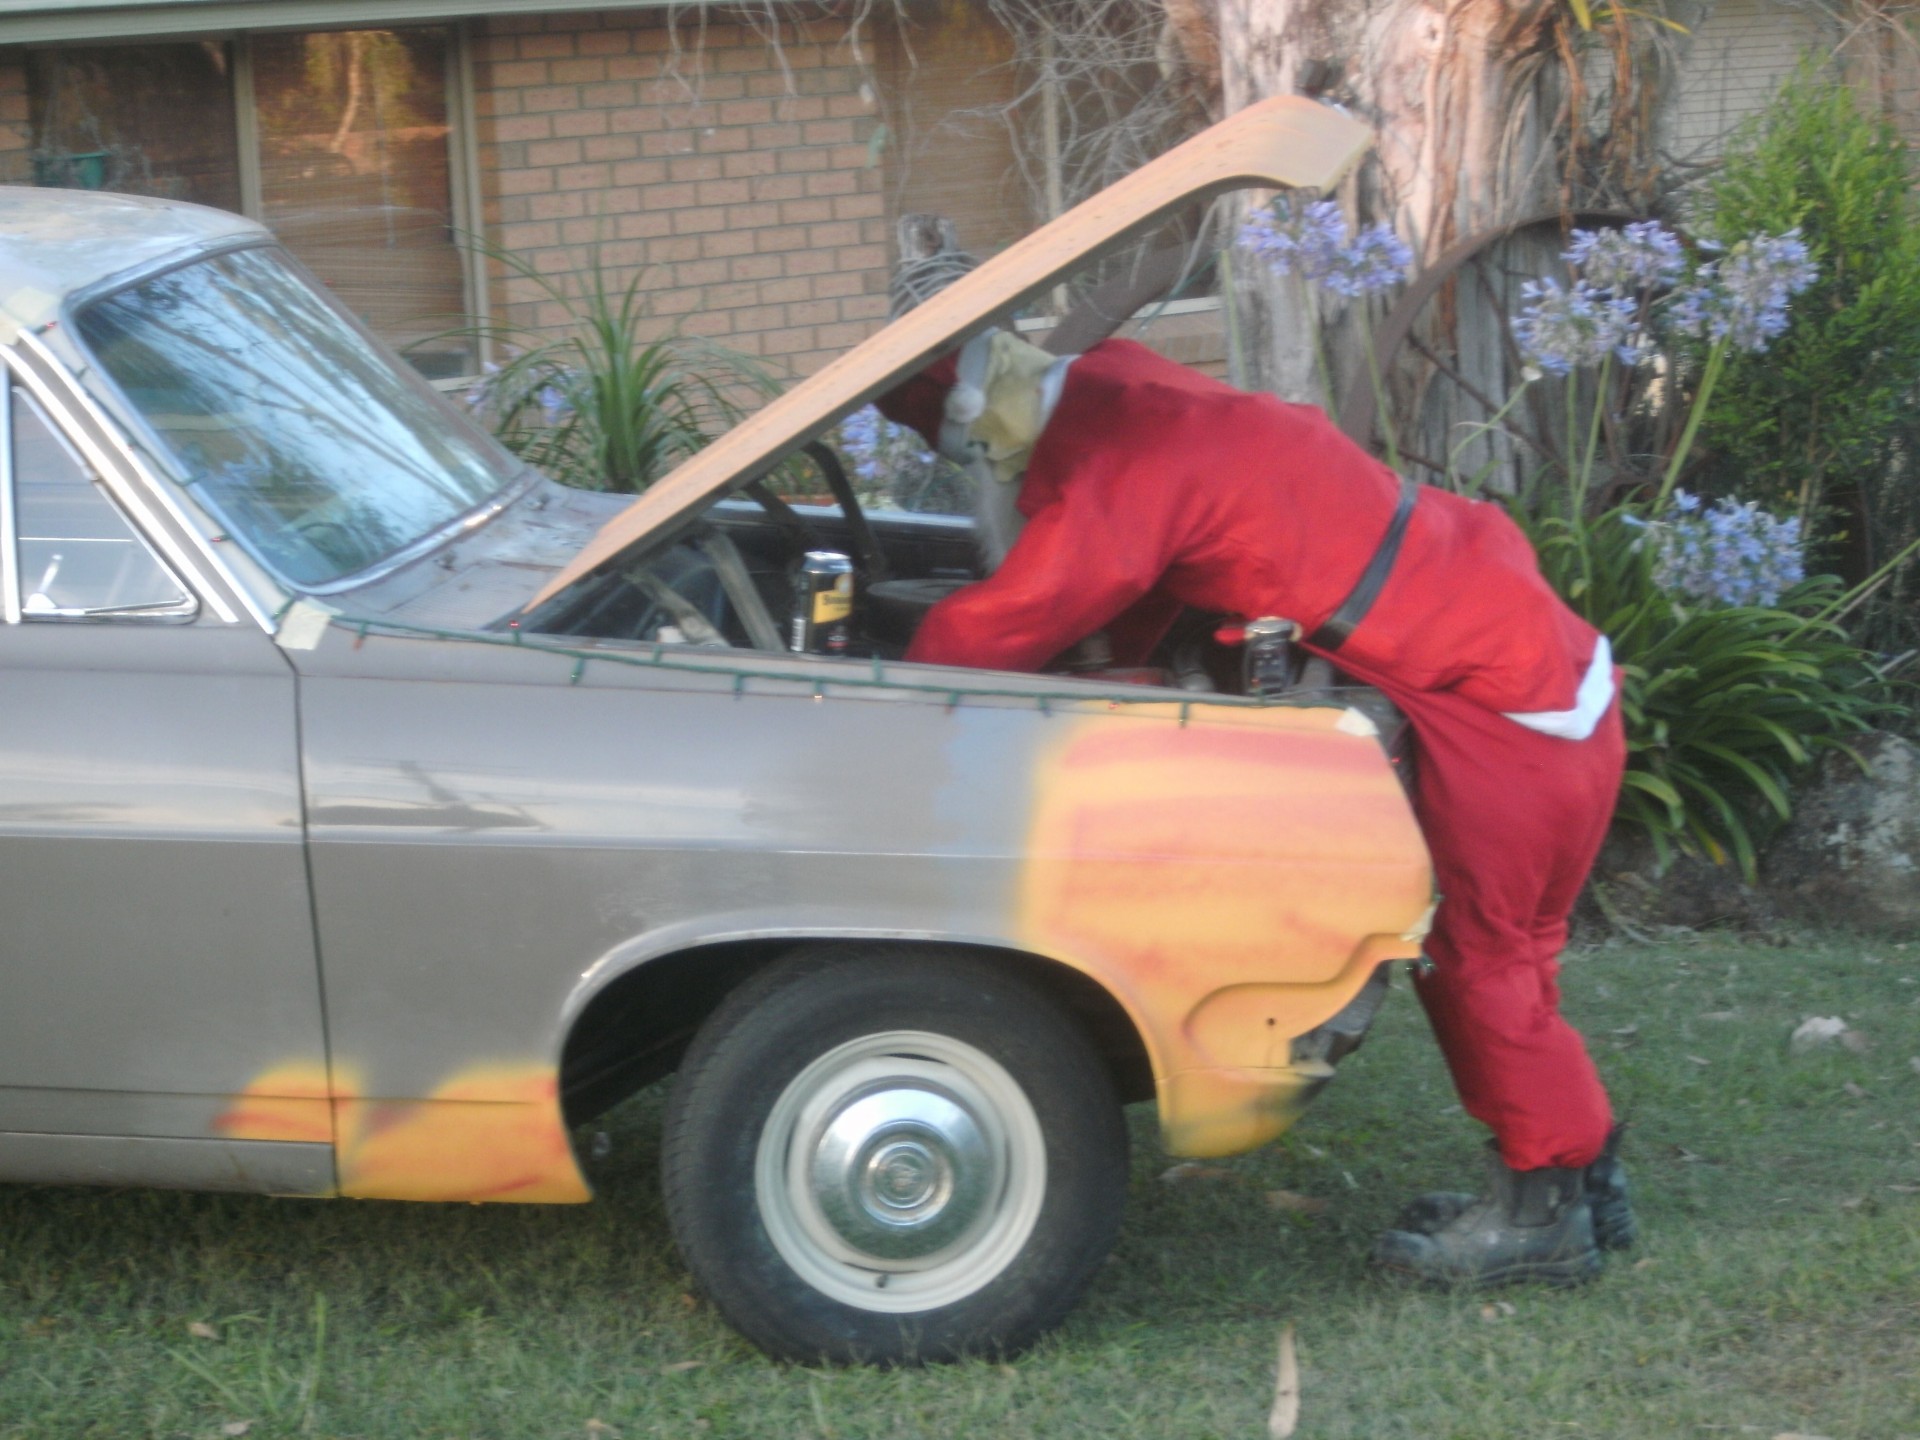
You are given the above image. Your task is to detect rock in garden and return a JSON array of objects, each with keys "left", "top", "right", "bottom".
[{"left": 1762, "top": 731, "right": 1920, "bottom": 935}]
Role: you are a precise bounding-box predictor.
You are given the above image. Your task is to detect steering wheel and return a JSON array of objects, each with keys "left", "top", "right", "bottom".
[{"left": 743, "top": 441, "right": 891, "bottom": 584}]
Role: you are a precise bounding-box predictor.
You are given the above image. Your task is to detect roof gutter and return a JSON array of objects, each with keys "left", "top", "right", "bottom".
[
  {"left": 526, "top": 95, "right": 1373, "bottom": 611},
  {"left": 0, "top": 0, "right": 672, "bottom": 44}
]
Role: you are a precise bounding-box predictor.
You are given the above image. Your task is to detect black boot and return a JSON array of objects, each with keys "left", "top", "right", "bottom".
[
  {"left": 1372, "top": 1148, "right": 1601, "bottom": 1288},
  {"left": 1391, "top": 1126, "right": 1636, "bottom": 1251}
]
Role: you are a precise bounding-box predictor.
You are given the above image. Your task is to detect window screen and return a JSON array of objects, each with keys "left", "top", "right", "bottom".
[{"left": 23, "top": 29, "right": 473, "bottom": 378}]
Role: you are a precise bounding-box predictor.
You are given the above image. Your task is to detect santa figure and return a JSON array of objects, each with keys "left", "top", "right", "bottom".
[{"left": 876, "top": 242, "right": 1635, "bottom": 1287}]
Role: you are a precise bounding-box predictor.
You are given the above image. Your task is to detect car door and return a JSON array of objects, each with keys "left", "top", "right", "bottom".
[{"left": 0, "top": 357, "right": 331, "bottom": 1194}]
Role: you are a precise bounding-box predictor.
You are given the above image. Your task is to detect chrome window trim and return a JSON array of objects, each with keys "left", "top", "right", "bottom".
[
  {"left": 7, "top": 383, "right": 199, "bottom": 625},
  {"left": 1, "top": 343, "right": 239, "bottom": 625},
  {"left": 0, "top": 366, "right": 18, "bottom": 625},
  {"left": 59, "top": 235, "right": 271, "bottom": 319},
  {"left": 62, "top": 240, "right": 533, "bottom": 605}
]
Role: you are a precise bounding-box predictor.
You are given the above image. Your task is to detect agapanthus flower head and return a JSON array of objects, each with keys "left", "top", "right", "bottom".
[
  {"left": 837, "top": 405, "right": 936, "bottom": 488},
  {"left": 1319, "top": 222, "right": 1415, "bottom": 298},
  {"left": 1238, "top": 199, "right": 1409, "bottom": 297},
  {"left": 1665, "top": 229, "right": 1817, "bottom": 353},
  {"left": 1511, "top": 278, "right": 1643, "bottom": 375},
  {"left": 1651, "top": 490, "right": 1805, "bottom": 608},
  {"left": 1564, "top": 221, "right": 1685, "bottom": 293},
  {"left": 537, "top": 382, "right": 573, "bottom": 426}
]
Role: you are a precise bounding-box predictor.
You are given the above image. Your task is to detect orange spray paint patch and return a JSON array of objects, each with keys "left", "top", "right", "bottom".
[
  {"left": 216, "top": 1063, "right": 590, "bottom": 1204},
  {"left": 1017, "top": 703, "right": 1432, "bottom": 1155}
]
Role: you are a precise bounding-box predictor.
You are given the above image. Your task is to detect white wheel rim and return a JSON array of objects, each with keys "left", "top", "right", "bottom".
[{"left": 753, "top": 1029, "right": 1047, "bottom": 1314}]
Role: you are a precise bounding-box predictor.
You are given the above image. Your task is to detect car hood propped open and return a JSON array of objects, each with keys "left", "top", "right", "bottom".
[{"left": 525, "top": 96, "right": 1371, "bottom": 611}]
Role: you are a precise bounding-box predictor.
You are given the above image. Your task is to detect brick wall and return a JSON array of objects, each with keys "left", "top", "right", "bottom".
[{"left": 474, "top": 7, "right": 889, "bottom": 378}]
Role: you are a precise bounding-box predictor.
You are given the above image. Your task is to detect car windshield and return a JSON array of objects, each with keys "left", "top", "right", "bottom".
[{"left": 75, "top": 245, "right": 519, "bottom": 588}]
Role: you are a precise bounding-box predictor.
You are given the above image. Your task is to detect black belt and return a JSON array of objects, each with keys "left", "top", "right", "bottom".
[{"left": 1306, "top": 475, "right": 1419, "bottom": 653}]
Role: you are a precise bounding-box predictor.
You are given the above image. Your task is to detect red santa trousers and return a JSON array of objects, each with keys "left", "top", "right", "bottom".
[{"left": 1397, "top": 681, "right": 1623, "bottom": 1171}]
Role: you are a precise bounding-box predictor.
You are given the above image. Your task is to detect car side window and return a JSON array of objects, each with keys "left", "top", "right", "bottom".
[{"left": 8, "top": 383, "right": 194, "bottom": 622}]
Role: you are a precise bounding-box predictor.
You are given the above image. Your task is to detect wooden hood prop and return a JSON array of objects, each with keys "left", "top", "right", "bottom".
[{"left": 528, "top": 97, "right": 1372, "bottom": 609}]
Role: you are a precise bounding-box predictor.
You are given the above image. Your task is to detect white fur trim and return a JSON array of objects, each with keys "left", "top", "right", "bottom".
[
  {"left": 937, "top": 329, "right": 999, "bottom": 464},
  {"left": 1502, "top": 635, "right": 1615, "bottom": 741},
  {"left": 1039, "top": 354, "right": 1077, "bottom": 427},
  {"left": 945, "top": 381, "right": 986, "bottom": 425}
]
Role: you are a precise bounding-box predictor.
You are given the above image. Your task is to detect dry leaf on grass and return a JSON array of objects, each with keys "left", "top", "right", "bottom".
[
  {"left": 1632, "top": 1258, "right": 1658, "bottom": 1271},
  {"left": 1790, "top": 1016, "right": 1849, "bottom": 1051},
  {"left": 1478, "top": 1300, "right": 1517, "bottom": 1321},
  {"left": 1264, "top": 1189, "right": 1330, "bottom": 1215},
  {"left": 219, "top": 1424, "right": 253, "bottom": 1438},
  {"left": 1843, "top": 1082, "right": 1867, "bottom": 1099},
  {"left": 1610, "top": 1024, "right": 1640, "bottom": 1037},
  {"left": 584, "top": 1421, "right": 619, "bottom": 1438},
  {"left": 1158, "top": 1162, "right": 1238, "bottom": 1184},
  {"left": 661, "top": 1360, "right": 703, "bottom": 1374},
  {"left": 1267, "top": 1323, "right": 1299, "bottom": 1440},
  {"left": 187, "top": 1321, "right": 219, "bottom": 1341},
  {"left": 1840, "top": 1029, "right": 1873, "bottom": 1054},
  {"left": 1686, "top": 1054, "right": 1711, "bottom": 1066}
]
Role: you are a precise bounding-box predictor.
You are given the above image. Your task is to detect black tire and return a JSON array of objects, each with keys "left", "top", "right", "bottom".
[{"left": 661, "top": 947, "right": 1128, "bottom": 1364}]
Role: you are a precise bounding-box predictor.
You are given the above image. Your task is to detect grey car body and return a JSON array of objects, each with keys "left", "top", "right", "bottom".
[{"left": 0, "top": 98, "right": 1433, "bottom": 1360}]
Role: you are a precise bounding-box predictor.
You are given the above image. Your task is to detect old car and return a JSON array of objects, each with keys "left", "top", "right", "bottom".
[{"left": 0, "top": 97, "right": 1432, "bottom": 1364}]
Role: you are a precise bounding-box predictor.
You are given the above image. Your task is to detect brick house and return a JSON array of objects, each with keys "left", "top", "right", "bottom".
[
  {"left": 0, "top": 0, "right": 1043, "bottom": 385},
  {"left": 1, "top": 0, "right": 1892, "bottom": 396}
]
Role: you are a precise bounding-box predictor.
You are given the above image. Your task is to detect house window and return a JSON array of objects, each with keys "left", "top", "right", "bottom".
[{"left": 24, "top": 28, "right": 475, "bottom": 378}]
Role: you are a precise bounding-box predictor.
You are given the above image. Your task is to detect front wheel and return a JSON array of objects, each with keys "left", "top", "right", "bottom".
[{"left": 661, "top": 948, "right": 1128, "bottom": 1364}]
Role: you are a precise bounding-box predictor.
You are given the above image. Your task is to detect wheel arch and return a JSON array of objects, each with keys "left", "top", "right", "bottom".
[{"left": 558, "top": 936, "right": 1156, "bottom": 1125}]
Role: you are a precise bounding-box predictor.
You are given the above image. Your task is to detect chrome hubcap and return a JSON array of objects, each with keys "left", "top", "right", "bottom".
[
  {"left": 754, "top": 1031, "right": 1046, "bottom": 1314},
  {"left": 812, "top": 1087, "right": 990, "bottom": 1259}
]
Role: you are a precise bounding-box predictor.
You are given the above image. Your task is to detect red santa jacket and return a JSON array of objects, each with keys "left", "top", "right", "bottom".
[{"left": 902, "top": 339, "right": 1610, "bottom": 733}]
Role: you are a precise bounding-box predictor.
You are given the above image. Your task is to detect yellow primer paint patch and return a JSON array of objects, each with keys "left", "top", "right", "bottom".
[
  {"left": 216, "top": 1063, "right": 590, "bottom": 1204},
  {"left": 1017, "top": 707, "right": 1431, "bottom": 1153},
  {"left": 1021, "top": 711, "right": 1430, "bottom": 989}
]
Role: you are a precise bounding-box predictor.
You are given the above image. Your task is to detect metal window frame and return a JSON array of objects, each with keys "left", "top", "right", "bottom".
[
  {"left": 5, "top": 337, "right": 233, "bottom": 624},
  {"left": 1, "top": 358, "right": 200, "bottom": 624},
  {"left": 0, "top": 366, "right": 19, "bottom": 625}
]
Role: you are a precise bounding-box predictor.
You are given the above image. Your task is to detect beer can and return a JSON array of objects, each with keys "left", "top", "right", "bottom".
[
  {"left": 1242, "top": 615, "right": 1300, "bottom": 698},
  {"left": 791, "top": 550, "right": 856, "bottom": 655}
]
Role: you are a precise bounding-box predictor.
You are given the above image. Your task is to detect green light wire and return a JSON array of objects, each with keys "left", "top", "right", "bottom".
[{"left": 319, "top": 612, "right": 1308, "bottom": 719}]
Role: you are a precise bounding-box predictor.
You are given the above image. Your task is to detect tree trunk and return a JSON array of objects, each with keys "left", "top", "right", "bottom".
[{"left": 1208, "top": 0, "right": 1567, "bottom": 412}]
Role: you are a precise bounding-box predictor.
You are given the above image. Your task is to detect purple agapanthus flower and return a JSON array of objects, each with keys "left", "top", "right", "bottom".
[
  {"left": 837, "top": 405, "right": 936, "bottom": 487},
  {"left": 537, "top": 381, "right": 573, "bottom": 426},
  {"left": 1564, "top": 222, "right": 1686, "bottom": 293},
  {"left": 1666, "top": 230, "right": 1817, "bottom": 353},
  {"left": 1652, "top": 490, "right": 1805, "bottom": 608},
  {"left": 1239, "top": 198, "right": 1410, "bottom": 298},
  {"left": 1512, "top": 278, "right": 1642, "bottom": 375}
]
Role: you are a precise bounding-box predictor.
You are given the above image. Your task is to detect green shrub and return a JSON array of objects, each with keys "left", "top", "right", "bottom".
[
  {"left": 461, "top": 246, "right": 774, "bottom": 493},
  {"left": 1521, "top": 497, "right": 1891, "bottom": 877},
  {"left": 1697, "top": 74, "right": 1920, "bottom": 651}
]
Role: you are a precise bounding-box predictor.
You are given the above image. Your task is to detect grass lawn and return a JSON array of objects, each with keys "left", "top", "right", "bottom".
[{"left": 3, "top": 932, "right": 1917, "bottom": 1440}]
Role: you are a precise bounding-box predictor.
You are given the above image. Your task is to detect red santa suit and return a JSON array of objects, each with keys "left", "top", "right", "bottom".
[{"left": 889, "top": 337, "right": 1623, "bottom": 1173}]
